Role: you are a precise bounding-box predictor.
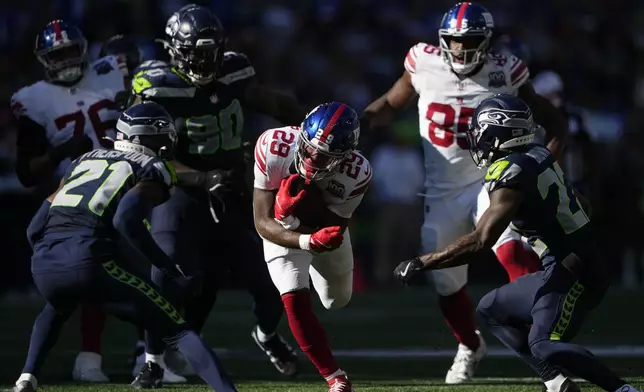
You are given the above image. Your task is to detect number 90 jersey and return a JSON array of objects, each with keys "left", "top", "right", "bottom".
[
  {"left": 47, "top": 149, "right": 176, "bottom": 239},
  {"left": 484, "top": 145, "right": 592, "bottom": 267},
  {"left": 131, "top": 52, "right": 255, "bottom": 173},
  {"left": 405, "top": 43, "right": 530, "bottom": 197},
  {"left": 253, "top": 126, "right": 372, "bottom": 219}
]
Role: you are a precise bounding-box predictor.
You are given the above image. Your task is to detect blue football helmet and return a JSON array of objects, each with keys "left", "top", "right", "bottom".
[
  {"left": 439, "top": 2, "right": 495, "bottom": 74},
  {"left": 99, "top": 34, "right": 142, "bottom": 78},
  {"left": 467, "top": 94, "right": 537, "bottom": 168},
  {"left": 295, "top": 102, "right": 360, "bottom": 181},
  {"left": 35, "top": 20, "right": 88, "bottom": 84},
  {"left": 164, "top": 4, "right": 226, "bottom": 85},
  {"left": 115, "top": 102, "right": 178, "bottom": 160}
]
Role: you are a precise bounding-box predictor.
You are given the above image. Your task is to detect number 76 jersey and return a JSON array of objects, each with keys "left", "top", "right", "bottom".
[
  {"left": 253, "top": 126, "right": 372, "bottom": 219},
  {"left": 405, "top": 43, "right": 530, "bottom": 197}
]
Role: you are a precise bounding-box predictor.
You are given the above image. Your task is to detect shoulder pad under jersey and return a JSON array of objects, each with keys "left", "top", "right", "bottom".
[
  {"left": 484, "top": 152, "right": 535, "bottom": 193},
  {"left": 134, "top": 59, "right": 171, "bottom": 75},
  {"left": 132, "top": 65, "right": 195, "bottom": 98},
  {"left": 10, "top": 82, "right": 46, "bottom": 124},
  {"left": 217, "top": 51, "right": 256, "bottom": 86}
]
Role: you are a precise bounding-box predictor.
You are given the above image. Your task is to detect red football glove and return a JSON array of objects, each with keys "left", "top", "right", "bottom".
[
  {"left": 274, "top": 174, "right": 308, "bottom": 220},
  {"left": 302, "top": 226, "right": 344, "bottom": 252}
]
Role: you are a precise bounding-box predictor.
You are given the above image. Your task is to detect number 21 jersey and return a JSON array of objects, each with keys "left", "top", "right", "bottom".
[{"left": 405, "top": 43, "right": 530, "bottom": 197}]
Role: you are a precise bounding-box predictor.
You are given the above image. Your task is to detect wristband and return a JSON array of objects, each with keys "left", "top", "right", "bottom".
[
  {"left": 276, "top": 215, "right": 301, "bottom": 230},
  {"left": 298, "top": 234, "right": 311, "bottom": 251}
]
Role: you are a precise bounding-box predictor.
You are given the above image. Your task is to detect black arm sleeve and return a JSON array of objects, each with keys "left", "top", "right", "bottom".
[{"left": 15, "top": 116, "right": 50, "bottom": 187}]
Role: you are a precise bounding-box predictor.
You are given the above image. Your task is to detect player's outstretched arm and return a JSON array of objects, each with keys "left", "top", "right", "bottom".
[
  {"left": 113, "top": 182, "right": 183, "bottom": 275},
  {"left": 518, "top": 83, "right": 568, "bottom": 161},
  {"left": 253, "top": 187, "right": 315, "bottom": 249},
  {"left": 244, "top": 81, "right": 308, "bottom": 126},
  {"left": 362, "top": 71, "right": 417, "bottom": 130}
]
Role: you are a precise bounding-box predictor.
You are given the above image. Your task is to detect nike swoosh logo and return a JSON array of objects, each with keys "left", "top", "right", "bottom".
[
  {"left": 364, "top": 166, "right": 371, "bottom": 177},
  {"left": 261, "top": 136, "right": 268, "bottom": 146},
  {"left": 399, "top": 263, "right": 412, "bottom": 277}
]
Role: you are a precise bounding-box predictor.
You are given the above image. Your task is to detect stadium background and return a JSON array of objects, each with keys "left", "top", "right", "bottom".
[{"left": 0, "top": 0, "right": 643, "bottom": 390}]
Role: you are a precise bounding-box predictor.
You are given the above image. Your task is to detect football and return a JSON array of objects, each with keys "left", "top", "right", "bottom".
[{"left": 289, "top": 176, "right": 327, "bottom": 229}]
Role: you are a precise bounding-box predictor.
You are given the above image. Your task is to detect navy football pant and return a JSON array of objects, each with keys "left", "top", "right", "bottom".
[
  {"left": 146, "top": 187, "right": 282, "bottom": 355},
  {"left": 477, "top": 262, "right": 625, "bottom": 391},
  {"left": 23, "top": 249, "right": 236, "bottom": 391}
]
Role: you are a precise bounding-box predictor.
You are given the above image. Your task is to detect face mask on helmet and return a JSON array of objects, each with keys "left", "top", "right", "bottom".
[
  {"left": 439, "top": 33, "right": 490, "bottom": 74},
  {"left": 294, "top": 133, "right": 348, "bottom": 181},
  {"left": 173, "top": 45, "right": 220, "bottom": 85},
  {"left": 37, "top": 42, "right": 87, "bottom": 83}
]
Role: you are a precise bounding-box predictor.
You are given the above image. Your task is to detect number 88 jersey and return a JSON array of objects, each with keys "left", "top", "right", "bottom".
[
  {"left": 253, "top": 126, "right": 372, "bottom": 219},
  {"left": 404, "top": 43, "right": 530, "bottom": 197}
]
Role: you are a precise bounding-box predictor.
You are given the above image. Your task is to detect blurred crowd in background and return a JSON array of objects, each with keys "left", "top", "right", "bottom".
[{"left": 2, "top": 0, "right": 644, "bottom": 298}]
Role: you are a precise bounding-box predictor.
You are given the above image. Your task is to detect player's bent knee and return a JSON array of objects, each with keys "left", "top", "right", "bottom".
[
  {"left": 529, "top": 338, "right": 557, "bottom": 362},
  {"left": 319, "top": 289, "right": 352, "bottom": 310},
  {"left": 475, "top": 290, "right": 498, "bottom": 323},
  {"left": 430, "top": 267, "right": 468, "bottom": 296}
]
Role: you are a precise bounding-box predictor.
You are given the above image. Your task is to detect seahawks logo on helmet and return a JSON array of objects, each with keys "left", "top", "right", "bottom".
[{"left": 476, "top": 108, "right": 534, "bottom": 131}]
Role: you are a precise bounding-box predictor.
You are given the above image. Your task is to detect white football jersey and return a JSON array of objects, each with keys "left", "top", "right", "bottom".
[
  {"left": 11, "top": 56, "right": 125, "bottom": 174},
  {"left": 404, "top": 43, "right": 530, "bottom": 197},
  {"left": 253, "top": 126, "right": 372, "bottom": 219}
]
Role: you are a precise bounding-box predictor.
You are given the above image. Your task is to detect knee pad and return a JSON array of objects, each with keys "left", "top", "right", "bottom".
[
  {"left": 430, "top": 267, "right": 468, "bottom": 296},
  {"left": 319, "top": 288, "right": 351, "bottom": 310}
]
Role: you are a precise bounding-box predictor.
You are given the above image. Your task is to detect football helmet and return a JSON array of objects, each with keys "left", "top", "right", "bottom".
[
  {"left": 295, "top": 102, "right": 360, "bottom": 181},
  {"left": 439, "top": 2, "right": 494, "bottom": 74},
  {"left": 163, "top": 4, "right": 226, "bottom": 85},
  {"left": 115, "top": 102, "right": 178, "bottom": 160},
  {"left": 35, "top": 20, "right": 88, "bottom": 84},
  {"left": 99, "top": 34, "right": 142, "bottom": 78},
  {"left": 467, "top": 94, "right": 537, "bottom": 168}
]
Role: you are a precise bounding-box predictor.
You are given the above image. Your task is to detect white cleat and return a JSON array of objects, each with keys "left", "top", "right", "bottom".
[
  {"left": 72, "top": 352, "right": 109, "bottom": 383},
  {"left": 445, "top": 330, "right": 487, "bottom": 384}
]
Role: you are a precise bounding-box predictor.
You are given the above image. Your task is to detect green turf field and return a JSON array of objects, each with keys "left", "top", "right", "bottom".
[{"left": 1, "top": 286, "right": 642, "bottom": 391}]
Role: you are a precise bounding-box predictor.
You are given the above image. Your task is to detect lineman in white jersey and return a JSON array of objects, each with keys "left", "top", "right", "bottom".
[
  {"left": 363, "top": 2, "right": 568, "bottom": 385},
  {"left": 253, "top": 102, "right": 370, "bottom": 392},
  {"left": 11, "top": 20, "right": 127, "bottom": 383}
]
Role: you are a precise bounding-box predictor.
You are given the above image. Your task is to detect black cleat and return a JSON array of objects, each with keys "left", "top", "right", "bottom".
[
  {"left": 251, "top": 326, "right": 298, "bottom": 377},
  {"left": 542, "top": 378, "right": 581, "bottom": 392},
  {"left": 13, "top": 381, "right": 36, "bottom": 392},
  {"left": 131, "top": 361, "right": 164, "bottom": 389}
]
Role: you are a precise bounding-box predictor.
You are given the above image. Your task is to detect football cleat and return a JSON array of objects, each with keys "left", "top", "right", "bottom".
[
  {"left": 13, "top": 374, "right": 37, "bottom": 392},
  {"left": 445, "top": 330, "right": 487, "bottom": 384},
  {"left": 72, "top": 351, "right": 110, "bottom": 383},
  {"left": 251, "top": 325, "right": 298, "bottom": 376},
  {"left": 327, "top": 373, "right": 355, "bottom": 392},
  {"left": 131, "top": 362, "right": 164, "bottom": 389},
  {"left": 132, "top": 356, "right": 187, "bottom": 384},
  {"left": 542, "top": 377, "right": 581, "bottom": 392}
]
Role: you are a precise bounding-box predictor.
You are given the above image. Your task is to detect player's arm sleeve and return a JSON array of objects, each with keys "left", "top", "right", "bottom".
[
  {"left": 26, "top": 200, "right": 51, "bottom": 249},
  {"left": 218, "top": 52, "right": 256, "bottom": 90},
  {"left": 508, "top": 56, "right": 530, "bottom": 88},
  {"left": 253, "top": 131, "right": 282, "bottom": 190},
  {"left": 12, "top": 97, "right": 51, "bottom": 187},
  {"left": 112, "top": 182, "right": 177, "bottom": 273},
  {"left": 483, "top": 159, "right": 527, "bottom": 194}
]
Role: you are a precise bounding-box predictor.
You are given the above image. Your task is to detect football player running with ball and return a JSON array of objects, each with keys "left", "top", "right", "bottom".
[
  {"left": 362, "top": 2, "right": 568, "bottom": 383},
  {"left": 395, "top": 94, "right": 641, "bottom": 392},
  {"left": 13, "top": 102, "right": 237, "bottom": 392},
  {"left": 253, "top": 102, "right": 371, "bottom": 392},
  {"left": 11, "top": 20, "right": 128, "bottom": 383},
  {"left": 129, "top": 4, "right": 305, "bottom": 385}
]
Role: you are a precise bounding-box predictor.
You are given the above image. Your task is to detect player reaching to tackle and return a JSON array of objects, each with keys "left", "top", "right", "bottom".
[
  {"left": 394, "top": 94, "right": 641, "bottom": 392},
  {"left": 362, "top": 2, "right": 568, "bottom": 383},
  {"left": 13, "top": 102, "right": 237, "bottom": 392},
  {"left": 253, "top": 102, "right": 371, "bottom": 392},
  {"left": 11, "top": 20, "right": 128, "bottom": 383}
]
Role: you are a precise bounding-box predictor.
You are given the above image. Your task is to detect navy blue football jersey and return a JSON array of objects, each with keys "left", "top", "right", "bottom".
[
  {"left": 484, "top": 144, "right": 593, "bottom": 266},
  {"left": 46, "top": 149, "right": 176, "bottom": 238},
  {"left": 130, "top": 52, "right": 254, "bottom": 174}
]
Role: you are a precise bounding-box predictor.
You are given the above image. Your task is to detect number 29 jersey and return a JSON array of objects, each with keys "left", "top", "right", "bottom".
[
  {"left": 131, "top": 52, "right": 254, "bottom": 175},
  {"left": 46, "top": 149, "right": 176, "bottom": 241},
  {"left": 483, "top": 145, "right": 592, "bottom": 266},
  {"left": 253, "top": 126, "right": 372, "bottom": 220},
  {"left": 405, "top": 43, "right": 530, "bottom": 197}
]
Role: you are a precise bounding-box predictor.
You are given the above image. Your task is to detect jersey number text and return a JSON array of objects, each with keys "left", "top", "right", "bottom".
[
  {"left": 537, "top": 163, "right": 589, "bottom": 234},
  {"left": 54, "top": 99, "right": 117, "bottom": 144},
  {"left": 339, "top": 152, "right": 363, "bottom": 180},
  {"left": 51, "top": 159, "right": 133, "bottom": 216},
  {"left": 426, "top": 103, "right": 474, "bottom": 149},
  {"left": 186, "top": 99, "right": 243, "bottom": 155}
]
